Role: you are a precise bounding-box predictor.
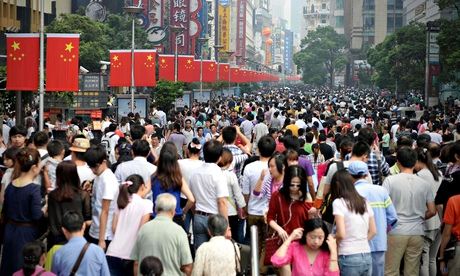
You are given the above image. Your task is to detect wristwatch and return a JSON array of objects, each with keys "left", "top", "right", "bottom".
[{"left": 437, "top": 257, "right": 444, "bottom": 262}]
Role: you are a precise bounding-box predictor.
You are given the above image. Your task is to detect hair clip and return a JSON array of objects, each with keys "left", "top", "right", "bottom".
[
  {"left": 28, "top": 154, "right": 33, "bottom": 162},
  {"left": 190, "top": 143, "right": 202, "bottom": 150},
  {"left": 122, "top": 181, "right": 133, "bottom": 187}
]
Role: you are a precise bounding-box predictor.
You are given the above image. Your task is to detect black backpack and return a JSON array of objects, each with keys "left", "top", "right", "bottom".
[{"left": 320, "top": 161, "right": 345, "bottom": 224}]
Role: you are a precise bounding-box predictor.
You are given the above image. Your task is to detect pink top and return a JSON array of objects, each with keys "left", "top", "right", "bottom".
[
  {"left": 13, "top": 266, "right": 56, "bottom": 276},
  {"left": 271, "top": 242, "right": 339, "bottom": 276}
]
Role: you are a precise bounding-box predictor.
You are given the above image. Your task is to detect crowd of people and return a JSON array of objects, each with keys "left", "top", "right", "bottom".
[{"left": 0, "top": 85, "right": 459, "bottom": 276}]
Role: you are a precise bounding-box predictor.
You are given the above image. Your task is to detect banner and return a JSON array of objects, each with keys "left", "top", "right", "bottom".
[
  {"left": 201, "top": 60, "right": 217, "bottom": 82},
  {"left": 218, "top": 4, "right": 230, "bottom": 51},
  {"left": 134, "top": 50, "right": 157, "bottom": 87},
  {"left": 170, "top": 0, "right": 191, "bottom": 54},
  {"left": 219, "top": 63, "right": 230, "bottom": 81},
  {"left": 109, "top": 50, "right": 131, "bottom": 87},
  {"left": 158, "top": 54, "right": 175, "bottom": 81},
  {"left": 46, "top": 34, "right": 80, "bottom": 91},
  {"left": 236, "top": 0, "right": 246, "bottom": 62},
  {"left": 178, "top": 55, "right": 199, "bottom": 82},
  {"left": 6, "top": 34, "right": 39, "bottom": 91}
]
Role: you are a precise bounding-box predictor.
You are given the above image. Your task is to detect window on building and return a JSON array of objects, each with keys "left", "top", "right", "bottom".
[
  {"left": 387, "top": 0, "right": 394, "bottom": 10},
  {"left": 387, "top": 14, "right": 394, "bottom": 33},
  {"left": 363, "top": 15, "right": 375, "bottom": 32},
  {"left": 311, "top": 4, "right": 315, "bottom": 13},
  {"left": 336, "top": 0, "right": 344, "bottom": 10},
  {"left": 395, "top": 14, "right": 403, "bottom": 28},
  {"left": 363, "top": 0, "right": 375, "bottom": 11},
  {"left": 395, "top": 0, "right": 403, "bottom": 10},
  {"left": 322, "top": 3, "right": 327, "bottom": 10},
  {"left": 335, "top": 16, "right": 344, "bottom": 28}
]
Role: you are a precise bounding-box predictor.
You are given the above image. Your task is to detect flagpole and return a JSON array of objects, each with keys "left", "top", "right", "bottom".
[
  {"left": 124, "top": 3, "right": 143, "bottom": 114},
  {"left": 38, "top": 0, "right": 44, "bottom": 131}
]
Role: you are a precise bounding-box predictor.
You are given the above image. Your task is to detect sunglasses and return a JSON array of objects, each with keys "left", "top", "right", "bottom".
[{"left": 290, "top": 184, "right": 301, "bottom": 188}]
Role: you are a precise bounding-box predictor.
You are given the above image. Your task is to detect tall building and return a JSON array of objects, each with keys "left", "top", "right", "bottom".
[
  {"left": 403, "top": 0, "right": 457, "bottom": 24},
  {"left": 302, "top": 0, "right": 331, "bottom": 37},
  {"left": 344, "top": 0, "right": 403, "bottom": 52}
]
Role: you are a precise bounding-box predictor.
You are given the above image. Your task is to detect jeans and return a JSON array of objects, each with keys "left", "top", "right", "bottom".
[
  {"left": 420, "top": 229, "right": 441, "bottom": 276},
  {"left": 447, "top": 244, "right": 460, "bottom": 276},
  {"left": 106, "top": 255, "right": 134, "bottom": 276},
  {"left": 193, "top": 214, "right": 210, "bottom": 250},
  {"left": 229, "top": 215, "right": 245, "bottom": 244},
  {"left": 339, "top": 253, "right": 372, "bottom": 276},
  {"left": 385, "top": 235, "right": 424, "bottom": 276},
  {"left": 371, "top": 251, "right": 385, "bottom": 276}
]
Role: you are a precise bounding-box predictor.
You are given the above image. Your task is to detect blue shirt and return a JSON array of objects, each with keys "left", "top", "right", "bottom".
[
  {"left": 355, "top": 179, "right": 398, "bottom": 252},
  {"left": 52, "top": 237, "right": 109, "bottom": 276}
]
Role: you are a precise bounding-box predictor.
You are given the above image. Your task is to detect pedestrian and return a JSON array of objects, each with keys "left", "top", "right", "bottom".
[
  {"left": 331, "top": 169, "right": 376, "bottom": 276},
  {"left": 13, "top": 241, "right": 55, "bottom": 276},
  {"left": 51, "top": 211, "right": 110, "bottom": 275},
  {"left": 0, "top": 148, "right": 45, "bottom": 276},
  {"left": 130, "top": 193, "right": 193, "bottom": 276},
  {"left": 140, "top": 256, "right": 163, "bottom": 276},
  {"left": 106, "top": 174, "right": 153, "bottom": 276}
]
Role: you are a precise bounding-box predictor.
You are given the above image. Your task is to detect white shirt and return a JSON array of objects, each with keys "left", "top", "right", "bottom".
[
  {"left": 106, "top": 194, "right": 153, "bottom": 260},
  {"left": 333, "top": 198, "right": 374, "bottom": 256},
  {"left": 89, "top": 168, "right": 120, "bottom": 240},
  {"left": 115, "top": 156, "right": 157, "bottom": 186},
  {"left": 77, "top": 164, "right": 96, "bottom": 185},
  {"left": 391, "top": 124, "right": 399, "bottom": 142},
  {"left": 189, "top": 163, "right": 229, "bottom": 214},
  {"left": 295, "top": 119, "right": 307, "bottom": 130},
  {"left": 192, "top": 236, "right": 239, "bottom": 276},
  {"left": 242, "top": 160, "right": 269, "bottom": 216},
  {"left": 101, "top": 120, "right": 111, "bottom": 133},
  {"left": 428, "top": 132, "right": 443, "bottom": 145},
  {"left": 240, "top": 120, "right": 254, "bottom": 140},
  {"left": 178, "top": 159, "right": 204, "bottom": 184}
]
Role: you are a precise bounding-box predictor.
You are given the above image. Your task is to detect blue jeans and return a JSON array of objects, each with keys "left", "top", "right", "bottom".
[
  {"left": 371, "top": 251, "right": 385, "bottom": 276},
  {"left": 339, "top": 253, "right": 372, "bottom": 276},
  {"left": 229, "top": 215, "right": 245, "bottom": 244},
  {"left": 106, "top": 255, "right": 134, "bottom": 276},
  {"left": 193, "top": 214, "right": 210, "bottom": 250}
]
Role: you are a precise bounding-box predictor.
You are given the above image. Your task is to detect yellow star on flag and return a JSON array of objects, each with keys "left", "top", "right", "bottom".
[
  {"left": 187, "top": 59, "right": 192, "bottom": 64},
  {"left": 11, "top": 41, "right": 20, "bottom": 51},
  {"left": 65, "top": 42, "right": 74, "bottom": 52},
  {"left": 147, "top": 55, "right": 153, "bottom": 61},
  {"left": 113, "top": 55, "right": 119, "bottom": 61},
  {"left": 161, "top": 59, "right": 166, "bottom": 63}
]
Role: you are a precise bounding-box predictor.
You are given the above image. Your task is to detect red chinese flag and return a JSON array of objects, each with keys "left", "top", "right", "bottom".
[
  {"left": 230, "top": 67, "right": 241, "bottom": 83},
  {"left": 178, "top": 55, "right": 199, "bottom": 83},
  {"left": 46, "top": 34, "right": 80, "bottom": 91},
  {"left": 219, "top": 63, "right": 230, "bottom": 81},
  {"left": 134, "top": 50, "right": 156, "bottom": 87},
  {"left": 158, "top": 54, "right": 175, "bottom": 81},
  {"left": 109, "top": 50, "right": 131, "bottom": 87},
  {"left": 6, "top": 34, "right": 39, "bottom": 91},
  {"left": 202, "top": 60, "right": 217, "bottom": 82}
]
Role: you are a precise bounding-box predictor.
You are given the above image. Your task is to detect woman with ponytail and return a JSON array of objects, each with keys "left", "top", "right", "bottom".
[
  {"left": 106, "top": 174, "right": 153, "bottom": 276},
  {"left": 13, "top": 241, "right": 55, "bottom": 276},
  {"left": 1, "top": 148, "right": 45, "bottom": 276}
]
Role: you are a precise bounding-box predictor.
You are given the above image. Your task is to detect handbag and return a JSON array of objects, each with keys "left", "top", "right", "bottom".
[
  {"left": 232, "top": 240, "right": 250, "bottom": 276},
  {"left": 263, "top": 196, "right": 292, "bottom": 266}
]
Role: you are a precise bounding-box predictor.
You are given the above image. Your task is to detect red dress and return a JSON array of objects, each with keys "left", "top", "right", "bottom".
[{"left": 267, "top": 191, "right": 312, "bottom": 234}]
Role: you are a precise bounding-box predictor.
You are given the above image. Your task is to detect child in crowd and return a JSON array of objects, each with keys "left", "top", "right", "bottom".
[
  {"left": 43, "top": 140, "right": 65, "bottom": 192},
  {"left": 13, "top": 241, "right": 55, "bottom": 276}
]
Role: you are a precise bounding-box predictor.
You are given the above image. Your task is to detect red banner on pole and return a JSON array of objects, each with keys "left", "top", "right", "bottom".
[
  {"left": 158, "top": 54, "right": 175, "bottom": 81},
  {"left": 202, "top": 60, "right": 217, "bottom": 82},
  {"left": 219, "top": 63, "right": 230, "bottom": 81},
  {"left": 6, "top": 33, "right": 39, "bottom": 91},
  {"left": 109, "top": 50, "right": 131, "bottom": 87},
  {"left": 134, "top": 50, "right": 157, "bottom": 87},
  {"left": 178, "top": 55, "right": 199, "bottom": 82},
  {"left": 46, "top": 34, "right": 80, "bottom": 91}
]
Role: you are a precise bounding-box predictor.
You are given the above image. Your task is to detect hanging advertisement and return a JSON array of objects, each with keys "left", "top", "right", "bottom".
[
  {"left": 170, "top": 0, "right": 191, "bottom": 54},
  {"left": 236, "top": 0, "right": 246, "bottom": 60},
  {"left": 218, "top": 1, "right": 231, "bottom": 52}
]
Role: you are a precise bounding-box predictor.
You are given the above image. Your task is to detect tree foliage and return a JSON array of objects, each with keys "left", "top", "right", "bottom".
[
  {"left": 46, "top": 14, "right": 150, "bottom": 72},
  {"left": 151, "top": 80, "right": 184, "bottom": 111},
  {"left": 294, "top": 26, "right": 347, "bottom": 88},
  {"left": 367, "top": 23, "right": 426, "bottom": 93},
  {"left": 436, "top": 0, "right": 460, "bottom": 17}
]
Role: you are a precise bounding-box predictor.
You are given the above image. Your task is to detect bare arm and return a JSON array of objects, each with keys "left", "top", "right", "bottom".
[
  {"left": 181, "top": 178, "right": 196, "bottom": 214},
  {"left": 133, "top": 261, "right": 138, "bottom": 276},
  {"left": 217, "top": 197, "right": 228, "bottom": 220},
  {"left": 111, "top": 213, "right": 118, "bottom": 235},
  {"left": 334, "top": 215, "right": 345, "bottom": 243},
  {"left": 98, "top": 199, "right": 111, "bottom": 250},
  {"left": 181, "top": 264, "right": 193, "bottom": 276},
  {"left": 307, "top": 176, "right": 315, "bottom": 201},
  {"left": 235, "top": 126, "right": 252, "bottom": 153},
  {"left": 425, "top": 201, "right": 437, "bottom": 220}
]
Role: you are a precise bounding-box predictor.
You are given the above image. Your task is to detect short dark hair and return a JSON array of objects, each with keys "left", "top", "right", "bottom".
[
  {"left": 357, "top": 127, "right": 375, "bottom": 146},
  {"left": 207, "top": 214, "right": 228, "bottom": 236},
  {"left": 258, "top": 136, "right": 276, "bottom": 158},
  {"left": 47, "top": 140, "right": 65, "bottom": 158},
  {"left": 140, "top": 256, "right": 163, "bottom": 276},
  {"left": 33, "top": 131, "right": 49, "bottom": 147},
  {"left": 131, "top": 125, "right": 146, "bottom": 140},
  {"left": 132, "top": 140, "right": 150, "bottom": 157},
  {"left": 397, "top": 147, "right": 417, "bottom": 168},
  {"left": 417, "top": 134, "right": 431, "bottom": 148},
  {"left": 61, "top": 211, "right": 84, "bottom": 233},
  {"left": 352, "top": 141, "right": 370, "bottom": 158},
  {"left": 203, "top": 140, "right": 223, "bottom": 163},
  {"left": 84, "top": 145, "right": 107, "bottom": 168},
  {"left": 9, "top": 125, "right": 27, "bottom": 138},
  {"left": 221, "top": 126, "right": 237, "bottom": 144}
]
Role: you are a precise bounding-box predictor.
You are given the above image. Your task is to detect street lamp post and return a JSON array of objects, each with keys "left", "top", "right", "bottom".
[
  {"left": 198, "top": 37, "right": 209, "bottom": 102},
  {"left": 225, "top": 51, "right": 234, "bottom": 95},
  {"left": 124, "top": 3, "right": 143, "bottom": 113},
  {"left": 213, "top": 45, "right": 223, "bottom": 103},
  {"left": 170, "top": 26, "right": 185, "bottom": 82},
  {"left": 38, "top": 0, "right": 44, "bottom": 130}
]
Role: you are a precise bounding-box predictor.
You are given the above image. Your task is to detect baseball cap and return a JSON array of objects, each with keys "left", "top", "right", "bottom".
[
  {"left": 69, "top": 138, "right": 90, "bottom": 153},
  {"left": 348, "top": 161, "right": 369, "bottom": 176}
]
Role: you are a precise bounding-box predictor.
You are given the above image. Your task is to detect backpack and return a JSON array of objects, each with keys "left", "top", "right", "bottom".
[{"left": 101, "top": 133, "right": 116, "bottom": 157}]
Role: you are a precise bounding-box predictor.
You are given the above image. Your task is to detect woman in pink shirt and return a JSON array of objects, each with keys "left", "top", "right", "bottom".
[{"left": 271, "top": 218, "right": 339, "bottom": 276}]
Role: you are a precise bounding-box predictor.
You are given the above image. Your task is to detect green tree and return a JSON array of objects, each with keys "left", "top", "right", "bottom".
[
  {"left": 151, "top": 80, "right": 184, "bottom": 111},
  {"left": 46, "top": 14, "right": 149, "bottom": 72},
  {"left": 294, "top": 26, "right": 347, "bottom": 88},
  {"left": 437, "top": 0, "right": 460, "bottom": 17},
  {"left": 367, "top": 23, "right": 426, "bottom": 94}
]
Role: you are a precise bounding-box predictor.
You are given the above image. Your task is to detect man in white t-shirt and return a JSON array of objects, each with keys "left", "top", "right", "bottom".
[
  {"left": 69, "top": 138, "right": 96, "bottom": 185},
  {"left": 86, "top": 145, "right": 119, "bottom": 251},
  {"left": 115, "top": 140, "right": 156, "bottom": 186},
  {"left": 189, "top": 140, "right": 229, "bottom": 250}
]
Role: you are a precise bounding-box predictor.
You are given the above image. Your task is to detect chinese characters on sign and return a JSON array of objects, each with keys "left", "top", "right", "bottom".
[
  {"left": 236, "top": 0, "right": 246, "bottom": 62},
  {"left": 170, "top": 0, "right": 191, "bottom": 54}
]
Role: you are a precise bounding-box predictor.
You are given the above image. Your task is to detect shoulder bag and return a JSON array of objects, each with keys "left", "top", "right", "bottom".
[{"left": 69, "top": 242, "right": 90, "bottom": 276}]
